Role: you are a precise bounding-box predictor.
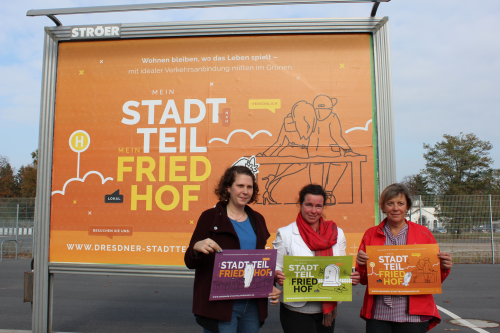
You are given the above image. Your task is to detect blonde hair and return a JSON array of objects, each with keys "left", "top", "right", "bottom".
[{"left": 292, "top": 101, "right": 316, "bottom": 140}]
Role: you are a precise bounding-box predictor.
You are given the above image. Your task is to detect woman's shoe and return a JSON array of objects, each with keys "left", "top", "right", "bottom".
[{"left": 262, "top": 191, "right": 279, "bottom": 205}]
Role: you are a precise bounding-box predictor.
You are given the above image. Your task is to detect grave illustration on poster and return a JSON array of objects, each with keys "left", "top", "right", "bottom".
[
  {"left": 210, "top": 249, "right": 277, "bottom": 301},
  {"left": 283, "top": 255, "right": 353, "bottom": 302},
  {"left": 365, "top": 244, "right": 442, "bottom": 295}
]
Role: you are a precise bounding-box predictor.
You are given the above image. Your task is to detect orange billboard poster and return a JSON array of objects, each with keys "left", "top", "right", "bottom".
[
  {"left": 49, "top": 34, "right": 377, "bottom": 266},
  {"left": 365, "top": 244, "right": 442, "bottom": 295}
]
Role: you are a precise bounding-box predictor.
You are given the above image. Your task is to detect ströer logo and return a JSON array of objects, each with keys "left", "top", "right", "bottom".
[{"left": 71, "top": 25, "right": 121, "bottom": 39}]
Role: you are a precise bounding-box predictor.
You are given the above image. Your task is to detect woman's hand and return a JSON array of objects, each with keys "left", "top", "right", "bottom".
[
  {"left": 350, "top": 271, "right": 361, "bottom": 286},
  {"left": 438, "top": 252, "right": 453, "bottom": 270},
  {"left": 275, "top": 270, "right": 286, "bottom": 286},
  {"left": 356, "top": 250, "right": 369, "bottom": 267},
  {"left": 269, "top": 286, "right": 281, "bottom": 305},
  {"left": 193, "top": 238, "right": 222, "bottom": 256}
]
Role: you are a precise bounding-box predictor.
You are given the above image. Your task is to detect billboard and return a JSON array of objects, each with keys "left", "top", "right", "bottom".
[{"left": 49, "top": 33, "right": 378, "bottom": 266}]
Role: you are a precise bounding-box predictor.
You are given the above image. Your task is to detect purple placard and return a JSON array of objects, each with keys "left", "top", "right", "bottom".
[{"left": 209, "top": 249, "right": 277, "bottom": 301}]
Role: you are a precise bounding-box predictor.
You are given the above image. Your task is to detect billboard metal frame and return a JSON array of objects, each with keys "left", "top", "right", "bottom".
[
  {"left": 27, "top": 0, "right": 389, "bottom": 25},
  {"left": 31, "top": 5, "right": 394, "bottom": 331}
]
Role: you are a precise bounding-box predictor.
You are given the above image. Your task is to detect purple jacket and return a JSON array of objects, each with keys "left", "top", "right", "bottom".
[{"left": 184, "top": 201, "right": 271, "bottom": 324}]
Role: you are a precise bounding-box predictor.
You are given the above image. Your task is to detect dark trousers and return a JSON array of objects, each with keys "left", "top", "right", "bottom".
[
  {"left": 280, "top": 303, "right": 335, "bottom": 333},
  {"left": 366, "top": 319, "right": 430, "bottom": 333}
]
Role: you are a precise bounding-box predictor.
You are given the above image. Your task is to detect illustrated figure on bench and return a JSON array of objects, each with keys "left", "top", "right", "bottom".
[
  {"left": 412, "top": 257, "right": 437, "bottom": 283},
  {"left": 257, "top": 95, "right": 361, "bottom": 205},
  {"left": 257, "top": 101, "right": 315, "bottom": 204},
  {"left": 308, "top": 95, "right": 360, "bottom": 205}
]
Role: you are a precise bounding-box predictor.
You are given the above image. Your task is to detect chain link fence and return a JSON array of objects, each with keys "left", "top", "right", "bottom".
[
  {"left": 1, "top": 196, "right": 499, "bottom": 263},
  {"left": 0, "top": 198, "right": 35, "bottom": 259},
  {"left": 407, "top": 195, "right": 499, "bottom": 264}
]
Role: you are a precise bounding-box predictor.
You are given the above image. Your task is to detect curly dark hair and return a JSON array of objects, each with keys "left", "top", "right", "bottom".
[
  {"left": 214, "top": 166, "right": 259, "bottom": 204},
  {"left": 298, "top": 184, "right": 327, "bottom": 206},
  {"left": 379, "top": 183, "right": 412, "bottom": 211}
]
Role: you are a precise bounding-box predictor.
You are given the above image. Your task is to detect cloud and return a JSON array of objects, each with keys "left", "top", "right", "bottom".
[
  {"left": 52, "top": 171, "right": 114, "bottom": 196},
  {"left": 209, "top": 129, "right": 272, "bottom": 144}
]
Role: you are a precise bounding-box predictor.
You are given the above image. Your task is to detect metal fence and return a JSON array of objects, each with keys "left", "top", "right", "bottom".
[
  {"left": 1, "top": 196, "right": 499, "bottom": 263},
  {"left": 407, "top": 195, "right": 499, "bottom": 264},
  {"left": 0, "top": 198, "right": 35, "bottom": 259}
]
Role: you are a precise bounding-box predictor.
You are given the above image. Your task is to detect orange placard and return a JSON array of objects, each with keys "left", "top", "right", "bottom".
[
  {"left": 366, "top": 244, "right": 441, "bottom": 295},
  {"left": 49, "top": 33, "right": 378, "bottom": 266}
]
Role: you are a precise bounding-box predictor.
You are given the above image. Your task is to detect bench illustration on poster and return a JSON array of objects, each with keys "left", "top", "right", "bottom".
[{"left": 229, "top": 95, "right": 369, "bottom": 206}]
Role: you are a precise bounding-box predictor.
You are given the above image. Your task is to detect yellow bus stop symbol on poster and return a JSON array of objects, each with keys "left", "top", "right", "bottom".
[
  {"left": 69, "top": 130, "right": 90, "bottom": 153},
  {"left": 69, "top": 130, "right": 90, "bottom": 178}
]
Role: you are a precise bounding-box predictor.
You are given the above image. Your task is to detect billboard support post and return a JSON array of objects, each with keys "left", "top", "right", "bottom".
[
  {"left": 370, "top": 2, "right": 380, "bottom": 17},
  {"left": 33, "top": 29, "right": 58, "bottom": 333},
  {"left": 30, "top": 5, "right": 394, "bottom": 331},
  {"left": 372, "top": 17, "right": 395, "bottom": 221}
]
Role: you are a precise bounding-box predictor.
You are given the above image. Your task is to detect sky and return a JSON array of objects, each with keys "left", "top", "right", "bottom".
[{"left": 1, "top": 0, "right": 499, "bottom": 181}]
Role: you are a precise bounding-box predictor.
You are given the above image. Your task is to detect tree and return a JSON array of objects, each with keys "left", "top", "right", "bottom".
[
  {"left": 422, "top": 133, "right": 500, "bottom": 233},
  {"left": 16, "top": 165, "right": 37, "bottom": 197},
  {"left": 401, "top": 174, "right": 432, "bottom": 196},
  {"left": 0, "top": 155, "right": 19, "bottom": 197},
  {"left": 31, "top": 149, "right": 38, "bottom": 168},
  {"left": 401, "top": 173, "right": 434, "bottom": 212},
  {"left": 422, "top": 133, "right": 498, "bottom": 195},
  {"left": 16, "top": 150, "right": 38, "bottom": 198}
]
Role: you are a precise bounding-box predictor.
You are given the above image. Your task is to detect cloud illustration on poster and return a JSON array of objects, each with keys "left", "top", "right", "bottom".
[
  {"left": 345, "top": 119, "right": 372, "bottom": 134},
  {"left": 209, "top": 129, "right": 272, "bottom": 144},
  {"left": 51, "top": 130, "right": 113, "bottom": 196},
  {"left": 52, "top": 171, "right": 113, "bottom": 196}
]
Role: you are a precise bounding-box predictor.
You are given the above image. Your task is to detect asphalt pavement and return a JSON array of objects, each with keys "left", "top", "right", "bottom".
[{"left": 1, "top": 258, "right": 499, "bottom": 332}]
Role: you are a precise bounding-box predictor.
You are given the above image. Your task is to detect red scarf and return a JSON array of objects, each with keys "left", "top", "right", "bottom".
[{"left": 296, "top": 212, "right": 339, "bottom": 314}]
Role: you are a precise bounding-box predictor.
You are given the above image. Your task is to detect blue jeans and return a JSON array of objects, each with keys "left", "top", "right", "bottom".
[{"left": 203, "top": 299, "right": 261, "bottom": 333}]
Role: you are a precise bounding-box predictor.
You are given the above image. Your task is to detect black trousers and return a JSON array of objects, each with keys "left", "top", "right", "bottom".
[
  {"left": 366, "top": 319, "right": 430, "bottom": 333},
  {"left": 280, "top": 303, "right": 335, "bottom": 333}
]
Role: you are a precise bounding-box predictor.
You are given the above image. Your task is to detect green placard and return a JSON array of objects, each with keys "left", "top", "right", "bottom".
[{"left": 283, "top": 255, "right": 353, "bottom": 302}]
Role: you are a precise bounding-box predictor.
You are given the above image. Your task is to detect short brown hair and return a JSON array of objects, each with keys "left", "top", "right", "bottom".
[
  {"left": 379, "top": 183, "right": 412, "bottom": 211},
  {"left": 214, "top": 166, "right": 259, "bottom": 204},
  {"left": 298, "top": 184, "right": 326, "bottom": 206}
]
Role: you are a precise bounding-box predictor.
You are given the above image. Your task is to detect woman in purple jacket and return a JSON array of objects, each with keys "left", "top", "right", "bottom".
[{"left": 184, "top": 165, "right": 280, "bottom": 333}]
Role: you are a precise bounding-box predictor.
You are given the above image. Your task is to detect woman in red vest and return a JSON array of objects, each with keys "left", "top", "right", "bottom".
[{"left": 356, "top": 184, "right": 453, "bottom": 332}]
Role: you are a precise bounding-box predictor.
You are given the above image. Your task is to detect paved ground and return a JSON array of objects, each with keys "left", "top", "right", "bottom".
[{"left": 1, "top": 258, "right": 499, "bottom": 332}]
